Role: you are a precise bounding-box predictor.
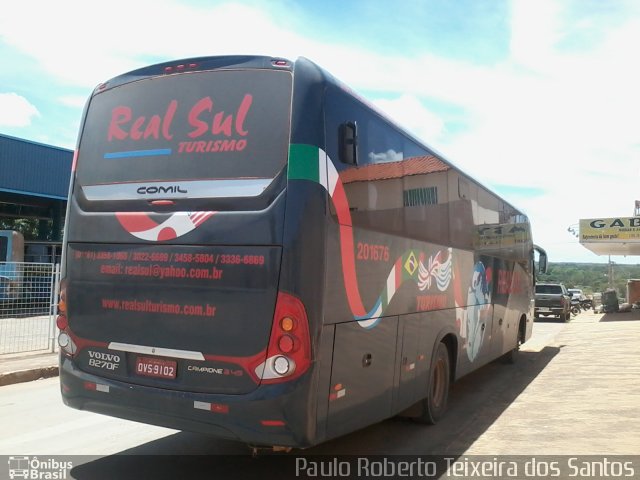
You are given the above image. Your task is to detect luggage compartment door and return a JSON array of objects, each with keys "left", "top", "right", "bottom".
[{"left": 326, "top": 317, "right": 398, "bottom": 439}]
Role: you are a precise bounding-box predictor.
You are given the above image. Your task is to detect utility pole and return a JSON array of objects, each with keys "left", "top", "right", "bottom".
[{"left": 608, "top": 255, "right": 614, "bottom": 289}]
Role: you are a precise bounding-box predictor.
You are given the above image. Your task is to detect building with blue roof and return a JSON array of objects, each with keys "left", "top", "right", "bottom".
[{"left": 0, "top": 133, "right": 72, "bottom": 242}]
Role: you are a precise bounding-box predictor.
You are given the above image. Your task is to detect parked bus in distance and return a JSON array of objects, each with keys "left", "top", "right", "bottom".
[{"left": 58, "top": 55, "right": 548, "bottom": 450}]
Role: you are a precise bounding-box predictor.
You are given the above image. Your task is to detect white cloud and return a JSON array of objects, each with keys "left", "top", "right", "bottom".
[
  {"left": 57, "top": 95, "right": 89, "bottom": 109},
  {"left": 373, "top": 95, "right": 445, "bottom": 144},
  {"left": 368, "top": 149, "right": 403, "bottom": 163},
  {"left": 0, "top": 1, "right": 309, "bottom": 88},
  {"left": 509, "top": 0, "right": 564, "bottom": 71},
  {"left": 0, "top": 92, "right": 40, "bottom": 127}
]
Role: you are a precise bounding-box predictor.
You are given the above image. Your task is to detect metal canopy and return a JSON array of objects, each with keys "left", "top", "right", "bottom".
[
  {"left": 580, "top": 241, "right": 640, "bottom": 257},
  {"left": 579, "top": 217, "right": 640, "bottom": 257}
]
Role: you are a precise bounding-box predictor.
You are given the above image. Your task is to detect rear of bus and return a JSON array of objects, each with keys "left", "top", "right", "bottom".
[{"left": 58, "top": 56, "right": 320, "bottom": 447}]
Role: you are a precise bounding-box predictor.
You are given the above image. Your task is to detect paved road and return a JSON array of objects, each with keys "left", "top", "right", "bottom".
[{"left": 1, "top": 311, "right": 638, "bottom": 478}]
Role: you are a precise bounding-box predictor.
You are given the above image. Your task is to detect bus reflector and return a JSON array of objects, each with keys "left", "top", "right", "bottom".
[
  {"left": 84, "top": 381, "right": 109, "bottom": 393},
  {"left": 329, "top": 387, "right": 346, "bottom": 401},
  {"left": 194, "top": 401, "right": 229, "bottom": 414},
  {"left": 260, "top": 420, "right": 285, "bottom": 427}
]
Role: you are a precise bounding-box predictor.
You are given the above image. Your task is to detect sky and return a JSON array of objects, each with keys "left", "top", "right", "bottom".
[{"left": 1, "top": 0, "right": 639, "bottom": 264}]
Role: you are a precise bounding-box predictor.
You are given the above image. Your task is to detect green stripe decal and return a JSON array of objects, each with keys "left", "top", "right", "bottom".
[{"left": 288, "top": 143, "right": 320, "bottom": 182}]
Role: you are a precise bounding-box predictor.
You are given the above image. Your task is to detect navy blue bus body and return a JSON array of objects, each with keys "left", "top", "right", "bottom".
[{"left": 59, "top": 56, "right": 537, "bottom": 448}]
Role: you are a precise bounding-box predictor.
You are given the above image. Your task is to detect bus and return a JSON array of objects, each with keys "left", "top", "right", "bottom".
[{"left": 58, "top": 55, "right": 547, "bottom": 449}]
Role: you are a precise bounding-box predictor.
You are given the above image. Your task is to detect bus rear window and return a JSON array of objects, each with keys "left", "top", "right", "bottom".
[{"left": 76, "top": 69, "right": 292, "bottom": 200}]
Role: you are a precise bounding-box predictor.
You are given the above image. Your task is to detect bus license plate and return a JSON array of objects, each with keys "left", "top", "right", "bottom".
[{"left": 135, "top": 357, "right": 177, "bottom": 379}]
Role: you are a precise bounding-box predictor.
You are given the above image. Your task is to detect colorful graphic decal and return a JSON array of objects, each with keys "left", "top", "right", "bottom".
[
  {"left": 288, "top": 144, "right": 455, "bottom": 329},
  {"left": 455, "top": 262, "right": 492, "bottom": 361},
  {"left": 115, "top": 211, "right": 216, "bottom": 241}
]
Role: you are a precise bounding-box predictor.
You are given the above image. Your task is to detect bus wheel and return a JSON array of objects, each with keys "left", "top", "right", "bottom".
[
  {"left": 416, "top": 341, "right": 450, "bottom": 424},
  {"left": 502, "top": 317, "right": 526, "bottom": 364}
]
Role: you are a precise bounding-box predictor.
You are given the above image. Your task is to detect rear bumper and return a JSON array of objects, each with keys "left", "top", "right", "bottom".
[
  {"left": 59, "top": 356, "right": 317, "bottom": 447},
  {"left": 534, "top": 306, "right": 567, "bottom": 316}
]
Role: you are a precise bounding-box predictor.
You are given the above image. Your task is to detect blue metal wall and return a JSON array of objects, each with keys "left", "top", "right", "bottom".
[{"left": 0, "top": 133, "right": 72, "bottom": 199}]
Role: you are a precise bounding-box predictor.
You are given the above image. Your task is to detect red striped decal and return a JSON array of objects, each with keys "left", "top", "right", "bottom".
[
  {"left": 339, "top": 224, "right": 367, "bottom": 317},
  {"left": 330, "top": 177, "right": 367, "bottom": 316},
  {"left": 115, "top": 212, "right": 159, "bottom": 233},
  {"left": 331, "top": 180, "right": 353, "bottom": 227},
  {"left": 395, "top": 258, "right": 403, "bottom": 287},
  {"left": 190, "top": 211, "right": 215, "bottom": 226}
]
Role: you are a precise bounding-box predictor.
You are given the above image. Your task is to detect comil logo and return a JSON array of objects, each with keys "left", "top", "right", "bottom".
[
  {"left": 7, "top": 456, "right": 73, "bottom": 479},
  {"left": 136, "top": 185, "right": 188, "bottom": 195}
]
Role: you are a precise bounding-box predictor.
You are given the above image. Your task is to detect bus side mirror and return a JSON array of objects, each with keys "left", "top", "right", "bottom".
[
  {"left": 339, "top": 121, "right": 358, "bottom": 165},
  {"left": 534, "top": 244, "right": 548, "bottom": 274}
]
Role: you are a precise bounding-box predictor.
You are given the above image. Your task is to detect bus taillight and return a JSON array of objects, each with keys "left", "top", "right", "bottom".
[
  {"left": 258, "top": 292, "right": 311, "bottom": 383},
  {"left": 163, "top": 63, "right": 198, "bottom": 74},
  {"left": 56, "top": 278, "right": 67, "bottom": 327},
  {"left": 57, "top": 279, "right": 77, "bottom": 356}
]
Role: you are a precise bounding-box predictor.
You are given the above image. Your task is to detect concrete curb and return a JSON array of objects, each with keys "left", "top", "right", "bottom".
[{"left": 0, "top": 365, "right": 59, "bottom": 387}]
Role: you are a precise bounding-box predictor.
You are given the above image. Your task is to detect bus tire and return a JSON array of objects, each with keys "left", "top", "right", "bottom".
[
  {"left": 501, "top": 317, "right": 526, "bottom": 364},
  {"left": 416, "top": 341, "right": 450, "bottom": 424}
]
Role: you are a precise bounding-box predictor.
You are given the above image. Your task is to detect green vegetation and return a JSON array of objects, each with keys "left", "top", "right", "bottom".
[
  {"left": 537, "top": 262, "right": 640, "bottom": 299},
  {"left": 0, "top": 218, "right": 61, "bottom": 241}
]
